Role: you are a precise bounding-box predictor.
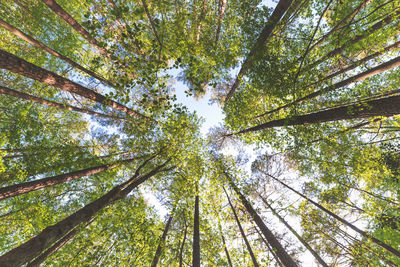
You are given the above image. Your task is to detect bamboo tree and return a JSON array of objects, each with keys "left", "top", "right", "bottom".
[
  {"left": 0, "top": 48, "right": 147, "bottom": 119},
  {"left": 224, "top": 186, "right": 259, "bottom": 267},
  {"left": 264, "top": 172, "right": 400, "bottom": 258},
  {"left": 259, "top": 195, "right": 328, "bottom": 267},
  {"left": 0, "top": 158, "right": 171, "bottom": 266}
]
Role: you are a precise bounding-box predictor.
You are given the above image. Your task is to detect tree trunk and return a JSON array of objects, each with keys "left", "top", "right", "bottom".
[
  {"left": 253, "top": 226, "right": 284, "bottom": 267},
  {"left": 255, "top": 54, "right": 400, "bottom": 118},
  {"left": 221, "top": 231, "right": 233, "bottom": 267},
  {"left": 225, "top": 0, "right": 292, "bottom": 102},
  {"left": 309, "top": 0, "right": 372, "bottom": 51},
  {"left": 0, "top": 48, "right": 147, "bottom": 119},
  {"left": 224, "top": 187, "right": 259, "bottom": 267},
  {"left": 234, "top": 94, "right": 400, "bottom": 135},
  {"left": 265, "top": 172, "right": 400, "bottom": 258},
  {"left": 0, "top": 160, "right": 170, "bottom": 266},
  {"left": 305, "top": 10, "right": 400, "bottom": 71},
  {"left": 0, "top": 86, "right": 126, "bottom": 121},
  {"left": 151, "top": 212, "right": 174, "bottom": 267},
  {"left": 141, "top": 0, "right": 162, "bottom": 48},
  {"left": 0, "top": 18, "right": 113, "bottom": 87},
  {"left": 260, "top": 195, "right": 328, "bottom": 267},
  {"left": 26, "top": 228, "right": 78, "bottom": 267},
  {"left": 27, "top": 217, "right": 97, "bottom": 267},
  {"left": 40, "top": 0, "right": 125, "bottom": 68},
  {"left": 215, "top": 0, "right": 226, "bottom": 44},
  {"left": 179, "top": 222, "right": 188, "bottom": 267},
  {"left": 192, "top": 195, "right": 200, "bottom": 267},
  {"left": 0, "top": 158, "right": 136, "bottom": 200},
  {"left": 226, "top": 175, "right": 298, "bottom": 266}
]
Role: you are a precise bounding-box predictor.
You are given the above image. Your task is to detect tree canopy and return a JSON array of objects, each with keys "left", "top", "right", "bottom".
[{"left": 0, "top": 0, "right": 399, "bottom": 266}]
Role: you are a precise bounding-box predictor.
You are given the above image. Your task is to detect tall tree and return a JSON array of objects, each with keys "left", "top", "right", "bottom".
[
  {"left": 192, "top": 195, "right": 200, "bottom": 267},
  {"left": 151, "top": 210, "right": 175, "bottom": 267},
  {"left": 0, "top": 159, "right": 171, "bottom": 266},
  {"left": 224, "top": 186, "right": 259, "bottom": 267}
]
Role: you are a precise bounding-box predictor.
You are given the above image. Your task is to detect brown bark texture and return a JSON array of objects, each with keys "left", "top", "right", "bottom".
[{"left": 0, "top": 48, "right": 146, "bottom": 119}]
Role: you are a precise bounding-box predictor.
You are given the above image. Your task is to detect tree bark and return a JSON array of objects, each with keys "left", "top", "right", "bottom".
[
  {"left": 0, "top": 48, "right": 147, "bottom": 119},
  {"left": 234, "top": 93, "right": 400, "bottom": 135},
  {"left": 0, "top": 157, "right": 136, "bottom": 200},
  {"left": 224, "top": 187, "right": 259, "bottom": 267},
  {"left": 265, "top": 172, "right": 400, "bottom": 258},
  {"left": 141, "top": 0, "right": 162, "bottom": 48},
  {"left": 26, "top": 228, "right": 78, "bottom": 267},
  {"left": 215, "top": 0, "right": 226, "bottom": 44},
  {"left": 0, "top": 160, "right": 170, "bottom": 266},
  {"left": 192, "top": 195, "right": 200, "bottom": 267},
  {"left": 305, "top": 10, "right": 400, "bottom": 72},
  {"left": 221, "top": 231, "right": 233, "bottom": 267},
  {"left": 260, "top": 195, "right": 328, "bottom": 267},
  {"left": 40, "top": 0, "right": 125, "bottom": 68},
  {"left": 256, "top": 53, "right": 400, "bottom": 118},
  {"left": 0, "top": 18, "right": 113, "bottom": 87},
  {"left": 151, "top": 212, "right": 174, "bottom": 267},
  {"left": 309, "top": 0, "right": 372, "bottom": 51},
  {"left": 0, "top": 86, "right": 126, "bottom": 121},
  {"left": 179, "top": 222, "right": 188, "bottom": 267},
  {"left": 27, "top": 217, "right": 97, "bottom": 267},
  {"left": 253, "top": 226, "right": 284, "bottom": 267},
  {"left": 225, "top": 0, "right": 292, "bottom": 102},
  {"left": 226, "top": 175, "right": 298, "bottom": 266}
]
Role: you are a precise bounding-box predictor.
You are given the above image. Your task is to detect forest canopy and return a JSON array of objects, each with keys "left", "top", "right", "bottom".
[{"left": 0, "top": 0, "right": 400, "bottom": 266}]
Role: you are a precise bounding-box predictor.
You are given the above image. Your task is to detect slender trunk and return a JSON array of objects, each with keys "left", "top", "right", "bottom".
[
  {"left": 179, "top": 222, "right": 188, "bottom": 267},
  {"left": 141, "top": 0, "right": 162, "bottom": 48},
  {"left": 40, "top": 0, "right": 125, "bottom": 68},
  {"left": 215, "top": 0, "right": 226, "bottom": 44},
  {"left": 305, "top": 10, "right": 400, "bottom": 71},
  {"left": 226, "top": 175, "right": 298, "bottom": 266},
  {"left": 256, "top": 54, "right": 400, "bottom": 118},
  {"left": 0, "top": 19, "right": 113, "bottom": 87},
  {"left": 0, "top": 158, "right": 135, "bottom": 200},
  {"left": 233, "top": 94, "right": 400, "bottom": 135},
  {"left": 253, "top": 226, "right": 284, "bottom": 267},
  {"left": 337, "top": 181, "right": 399, "bottom": 205},
  {"left": 221, "top": 231, "right": 233, "bottom": 267},
  {"left": 225, "top": 0, "right": 292, "bottom": 102},
  {"left": 151, "top": 212, "right": 174, "bottom": 267},
  {"left": 293, "top": 0, "right": 333, "bottom": 85},
  {"left": 192, "top": 195, "right": 200, "bottom": 267},
  {"left": 195, "top": 0, "right": 208, "bottom": 43},
  {"left": 0, "top": 86, "right": 126, "bottom": 121},
  {"left": 0, "top": 160, "right": 170, "bottom": 266},
  {"left": 260, "top": 195, "right": 328, "bottom": 267},
  {"left": 265, "top": 173, "right": 400, "bottom": 258},
  {"left": 310, "top": 0, "right": 372, "bottom": 51},
  {"left": 0, "top": 48, "right": 147, "bottom": 119},
  {"left": 224, "top": 187, "right": 259, "bottom": 267}
]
